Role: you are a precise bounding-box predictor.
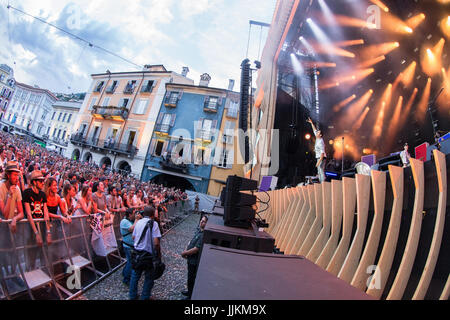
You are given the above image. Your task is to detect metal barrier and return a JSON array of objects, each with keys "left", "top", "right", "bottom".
[
  {"left": 159, "top": 200, "right": 192, "bottom": 235},
  {"left": 0, "top": 200, "right": 190, "bottom": 300},
  {"left": 0, "top": 212, "right": 126, "bottom": 300}
]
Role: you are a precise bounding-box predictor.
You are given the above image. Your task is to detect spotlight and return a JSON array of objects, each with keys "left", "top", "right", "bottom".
[
  {"left": 254, "top": 61, "right": 261, "bottom": 69},
  {"left": 305, "top": 134, "right": 311, "bottom": 140},
  {"left": 307, "top": 18, "right": 312, "bottom": 23}
]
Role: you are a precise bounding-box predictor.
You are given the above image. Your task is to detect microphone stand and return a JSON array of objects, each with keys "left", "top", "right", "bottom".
[{"left": 341, "top": 136, "right": 344, "bottom": 177}]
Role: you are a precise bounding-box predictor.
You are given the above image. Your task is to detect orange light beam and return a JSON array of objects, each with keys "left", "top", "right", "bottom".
[
  {"left": 333, "top": 94, "right": 357, "bottom": 112},
  {"left": 416, "top": 78, "right": 432, "bottom": 123},
  {"left": 422, "top": 38, "right": 445, "bottom": 76},
  {"left": 334, "top": 14, "right": 377, "bottom": 29},
  {"left": 333, "top": 39, "right": 365, "bottom": 47},
  {"left": 370, "top": 0, "right": 389, "bottom": 12},
  {"left": 440, "top": 16, "right": 450, "bottom": 39},
  {"left": 406, "top": 13, "right": 426, "bottom": 29},
  {"left": 358, "top": 55, "right": 386, "bottom": 68},
  {"left": 398, "top": 88, "right": 418, "bottom": 129},
  {"left": 372, "top": 102, "right": 387, "bottom": 142},
  {"left": 387, "top": 96, "right": 404, "bottom": 145},
  {"left": 401, "top": 61, "right": 417, "bottom": 88},
  {"left": 358, "top": 42, "right": 399, "bottom": 61},
  {"left": 352, "top": 107, "right": 370, "bottom": 131},
  {"left": 342, "top": 89, "right": 373, "bottom": 124},
  {"left": 312, "top": 43, "right": 356, "bottom": 58}
]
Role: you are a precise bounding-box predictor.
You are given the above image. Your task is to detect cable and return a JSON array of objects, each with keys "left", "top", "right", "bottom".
[{"left": 6, "top": 4, "right": 142, "bottom": 70}]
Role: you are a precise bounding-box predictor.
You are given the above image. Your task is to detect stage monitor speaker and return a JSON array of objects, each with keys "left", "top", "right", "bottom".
[{"left": 223, "top": 176, "right": 258, "bottom": 229}]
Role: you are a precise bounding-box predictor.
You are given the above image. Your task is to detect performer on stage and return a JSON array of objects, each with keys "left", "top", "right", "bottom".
[
  {"left": 307, "top": 117, "right": 326, "bottom": 182},
  {"left": 400, "top": 143, "right": 411, "bottom": 167}
]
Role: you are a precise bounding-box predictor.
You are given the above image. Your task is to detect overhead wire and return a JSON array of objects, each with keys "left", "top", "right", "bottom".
[{"left": 6, "top": 4, "right": 143, "bottom": 70}]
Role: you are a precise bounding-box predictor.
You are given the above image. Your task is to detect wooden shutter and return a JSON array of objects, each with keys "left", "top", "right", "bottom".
[
  {"left": 203, "top": 96, "right": 209, "bottom": 108},
  {"left": 141, "top": 99, "right": 149, "bottom": 114},
  {"left": 178, "top": 91, "right": 183, "bottom": 101},
  {"left": 149, "top": 139, "right": 156, "bottom": 155},
  {"left": 203, "top": 148, "right": 212, "bottom": 165},
  {"left": 226, "top": 148, "right": 234, "bottom": 169},
  {"left": 164, "top": 91, "right": 171, "bottom": 103},
  {"left": 213, "top": 144, "right": 222, "bottom": 166},
  {"left": 170, "top": 114, "right": 177, "bottom": 127},
  {"left": 156, "top": 112, "right": 164, "bottom": 124},
  {"left": 218, "top": 96, "right": 223, "bottom": 106},
  {"left": 151, "top": 80, "right": 156, "bottom": 92}
]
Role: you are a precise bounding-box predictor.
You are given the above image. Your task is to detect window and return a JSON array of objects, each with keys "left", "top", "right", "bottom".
[
  {"left": 134, "top": 99, "right": 148, "bottom": 114},
  {"left": 196, "top": 148, "right": 205, "bottom": 165},
  {"left": 88, "top": 98, "right": 97, "bottom": 110},
  {"left": 51, "top": 111, "right": 56, "bottom": 120},
  {"left": 102, "top": 97, "right": 111, "bottom": 107},
  {"left": 218, "top": 149, "right": 229, "bottom": 168},
  {"left": 227, "top": 101, "right": 239, "bottom": 118},
  {"left": 57, "top": 129, "right": 62, "bottom": 139},
  {"left": 201, "top": 119, "right": 212, "bottom": 140},
  {"left": 106, "top": 80, "right": 118, "bottom": 93},
  {"left": 46, "top": 127, "right": 50, "bottom": 135},
  {"left": 62, "top": 113, "right": 67, "bottom": 122},
  {"left": 94, "top": 81, "right": 104, "bottom": 92},
  {"left": 205, "top": 96, "right": 219, "bottom": 110},
  {"left": 58, "top": 113, "right": 62, "bottom": 121},
  {"left": 141, "top": 80, "right": 154, "bottom": 93},
  {"left": 67, "top": 114, "right": 72, "bottom": 123},
  {"left": 52, "top": 128, "right": 57, "bottom": 137},
  {"left": 124, "top": 80, "right": 137, "bottom": 93},
  {"left": 223, "top": 121, "right": 235, "bottom": 144},
  {"left": 62, "top": 130, "right": 66, "bottom": 140},
  {"left": 118, "top": 98, "right": 129, "bottom": 108},
  {"left": 161, "top": 114, "right": 171, "bottom": 133},
  {"left": 168, "top": 92, "right": 178, "bottom": 104},
  {"left": 154, "top": 141, "right": 164, "bottom": 156}
]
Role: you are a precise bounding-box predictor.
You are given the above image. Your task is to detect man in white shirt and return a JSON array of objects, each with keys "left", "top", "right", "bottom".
[
  {"left": 129, "top": 206, "right": 161, "bottom": 300},
  {"left": 400, "top": 143, "right": 411, "bottom": 167},
  {"left": 307, "top": 117, "right": 327, "bottom": 182}
]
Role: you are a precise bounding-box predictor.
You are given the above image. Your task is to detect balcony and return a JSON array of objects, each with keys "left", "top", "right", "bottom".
[
  {"left": 51, "top": 137, "right": 69, "bottom": 147},
  {"left": 159, "top": 155, "right": 188, "bottom": 174},
  {"left": 154, "top": 124, "right": 170, "bottom": 135},
  {"left": 70, "top": 134, "right": 138, "bottom": 158},
  {"left": 91, "top": 105, "right": 129, "bottom": 121}
]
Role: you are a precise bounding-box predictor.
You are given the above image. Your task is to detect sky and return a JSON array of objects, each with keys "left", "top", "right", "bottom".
[{"left": 0, "top": 0, "right": 276, "bottom": 94}]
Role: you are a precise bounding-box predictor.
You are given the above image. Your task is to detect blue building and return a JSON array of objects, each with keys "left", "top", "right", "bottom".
[{"left": 141, "top": 74, "right": 237, "bottom": 193}]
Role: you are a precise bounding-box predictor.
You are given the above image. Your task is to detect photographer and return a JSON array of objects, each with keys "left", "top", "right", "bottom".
[
  {"left": 120, "top": 208, "right": 142, "bottom": 286},
  {"left": 129, "top": 206, "right": 161, "bottom": 300}
]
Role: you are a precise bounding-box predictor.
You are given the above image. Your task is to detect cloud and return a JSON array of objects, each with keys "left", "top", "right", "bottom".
[{"left": 0, "top": 0, "right": 275, "bottom": 93}]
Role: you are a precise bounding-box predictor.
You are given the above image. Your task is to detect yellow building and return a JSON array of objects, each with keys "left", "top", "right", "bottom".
[
  {"left": 68, "top": 65, "right": 194, "bottom": 178},
  {"left": 207, "top": 90, "right": 245, "bottom": 196}
]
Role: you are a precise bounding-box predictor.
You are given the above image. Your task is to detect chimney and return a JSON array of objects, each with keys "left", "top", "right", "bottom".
[
  {"left": 228, "top": 79, "right": 235, "bottom": 91},
  {"left": 182, "top": 67, "right": 190, "bottom": 77},
  {"left": 199, "top": 73, "right": 211, "bottom": 87}
]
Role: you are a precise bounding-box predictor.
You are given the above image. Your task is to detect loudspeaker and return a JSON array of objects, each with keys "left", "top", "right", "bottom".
[{"left": 223, "top": 176, "right": 258, "bottom": 228}]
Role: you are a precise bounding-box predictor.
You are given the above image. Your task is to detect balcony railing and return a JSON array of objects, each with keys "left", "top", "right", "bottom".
[
  {"left": 51, "top": 137, "right": 69, "bottom": 147},
  {"left": 154, "top": 124, "right": 170, "bottom": 134},
  {"left": 70, "top": 133, "right": 138, "bottom": 157},
  {"left": 91, "top": 105, "right": 129, "bottom": 121}
]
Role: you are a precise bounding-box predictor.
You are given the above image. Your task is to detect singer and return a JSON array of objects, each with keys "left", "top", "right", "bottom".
[{"left": 307, "top": 117, "right": 327, "bottom": 182}]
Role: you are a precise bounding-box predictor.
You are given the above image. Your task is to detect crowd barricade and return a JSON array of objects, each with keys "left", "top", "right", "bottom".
[
  {"left": 0, "top": 212, "right": 126, "bottom": 300},
  {"left": 257, "top": 149, "right": 449, "bottom": 300},
  {"left": 159, "top": 200, "right": 191, "bottom": 235}
]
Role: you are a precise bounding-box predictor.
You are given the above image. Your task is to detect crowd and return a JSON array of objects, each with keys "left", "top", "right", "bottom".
[{"left": 0, "top": 131, "right": 210, "bottom": 301}]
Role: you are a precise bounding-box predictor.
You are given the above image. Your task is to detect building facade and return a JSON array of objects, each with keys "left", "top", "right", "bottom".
[
  {"left": 141, "top": 76, "right": 243, "bottom": 195},
  {"left": 47, "top": 100, "right": 82, "bottom": 155},
  {"left": 0, "top": 64, "right": 15, "bottom": 122},
  {"left": 66, "top": 65, "right": 194, "bottom": 178},
  {"left": 207, "top": 89, "right": 244, "bottom": 196},
  {"left": 4, "top": 82, "right": 57, "bottom": 139}
]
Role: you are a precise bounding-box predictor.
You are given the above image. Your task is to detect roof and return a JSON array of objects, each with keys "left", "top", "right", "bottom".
[
  {"left": 91, "top": 64, "right": 169, "bottom": 77},
  {"left": 15, "top": 82, "right": 58, "bottom": 100},
  {"left": 166, "top": 82, "right": 240, "bottom": 95},
  {"left": 0, "top": 64, "right": 13, "bottom": 74}
]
